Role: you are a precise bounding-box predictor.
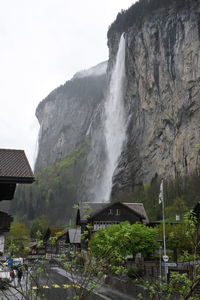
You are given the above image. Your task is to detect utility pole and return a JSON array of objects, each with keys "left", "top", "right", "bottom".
[{"left": 159, "top": 179, "right": 168, "bottom": 282}]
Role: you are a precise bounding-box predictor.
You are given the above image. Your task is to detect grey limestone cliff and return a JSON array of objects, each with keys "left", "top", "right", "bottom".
[
  {"left": 35, "top": 62, "right": 107, "bottom": 173},
  {"left": 35, "top": 0, "right": 200, "bottom": 206},
  {"left": 108, "top": 0, "right": 200, "bottom": 197}
]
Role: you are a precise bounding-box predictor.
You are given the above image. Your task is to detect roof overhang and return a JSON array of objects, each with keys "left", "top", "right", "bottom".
[
  {"left": 0, "top": 148, "right": 35, "bottom": 200},
  {"left": 0, "top": 176, "right": 34, "bottom": 184},
  {"left": 79, "top": 201, "right": 149, "bottom": 224}
]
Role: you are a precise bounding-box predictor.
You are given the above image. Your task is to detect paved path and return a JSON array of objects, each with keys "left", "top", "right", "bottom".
[
  {"left": 44, "top": 266, "right": 136, "bottom": 300},
  {"left": 0, "top": 265, "right": 137, "bottom": 300},
  {"left": 0, "top": 275, "right": 29, "bottom": 300}
]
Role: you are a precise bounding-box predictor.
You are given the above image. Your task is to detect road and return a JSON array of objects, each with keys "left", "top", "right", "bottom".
[
  {"left": 40, "top": 266, "right": 136, "bottom": 300},
  {"left": 0, "top": 264, "right": 137, "bottom": 300}
]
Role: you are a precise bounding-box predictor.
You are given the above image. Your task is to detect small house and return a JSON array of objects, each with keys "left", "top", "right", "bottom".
[
  {"left": 56, "top": 228, "right": 81, "bottom": 255},
  {"left": 76, "top": 201, "right": 149, "bottom": 247},
  {"left": 28, "top": 227, "right": 81, "bottom": 259},
  {"left": 0, "top": 148, "right": 34, "bottom": 253}
]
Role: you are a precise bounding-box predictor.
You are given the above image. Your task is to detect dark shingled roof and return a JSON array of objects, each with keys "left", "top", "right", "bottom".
[
  {"left": 0, "top": 149, "right": 34, "bottom": 183},
  {"left": 125, "top": 203, "right": 149, "bottom": 223},
  {"left": 79, "top": 202, "right": 149, "bottom": 223}
]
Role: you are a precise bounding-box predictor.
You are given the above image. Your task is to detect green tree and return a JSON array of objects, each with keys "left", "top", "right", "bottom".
[
  {"left": 140, "top": 211, "right": 200, "bottom": 300},
  {"left": 157, "top": 211, "right": 199, "bottom": 262},
  {"left": 30, "top": 216, "right": 49, "bottom": 238},
  {"left": 139, "top": 272, "right": 200, "bottom": 300},
  {"left": 89, "top": 222, "right": 159, "bottom": 265},
  {"left": 165, "top": 196, "right": 188, "bottom": 220},
  {"left": 5, "top": 222, "right": 30, "bottom": 256}
]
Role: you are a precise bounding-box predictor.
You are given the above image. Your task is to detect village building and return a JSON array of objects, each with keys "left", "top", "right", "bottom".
[
  {"left": 28, "top": 227, "right": 81, "bottom": 259},
  {"left": 57, "top": 228, "right": 81, "bottom": 255},
  {"left": 0, "top": 149, "right": 34, "bottom": 254},
  {"left": 28, "top": 228, "right": 63, "bottom": 259},
  {"left": 76, "top": 201, "right": 149, "bottom": 247}
]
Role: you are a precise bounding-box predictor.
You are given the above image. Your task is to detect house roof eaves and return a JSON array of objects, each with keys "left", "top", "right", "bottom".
[{"left": 79, "top": 201, "right": 148, "bottom": 223}]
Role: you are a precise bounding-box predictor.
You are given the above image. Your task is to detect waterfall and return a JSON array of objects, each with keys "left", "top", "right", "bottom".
[{"left": 100, "top": 33, "right": 127, "bottom": 202}]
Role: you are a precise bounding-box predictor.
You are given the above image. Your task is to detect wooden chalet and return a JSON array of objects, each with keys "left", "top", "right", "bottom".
[
  {"left": 0, "top": 148, "right": 34, "bottom": 253},
  {"left": 76, "top": 201, "right": 149, "bottom": 247},
  {"left": 56, "top": 228, "right": 81, "bottom": 255},
  {"left": 28, "top": 228, "right": 63, "bottom": 259},
  {"left": 66, "top": 228, "right": 81, "bottom": 252},
  {"left": 43, "top": 227, "right": 81, "bottom": 255},
  {"left": 28, "top": 227, "right": 81, "bottom": 259}
]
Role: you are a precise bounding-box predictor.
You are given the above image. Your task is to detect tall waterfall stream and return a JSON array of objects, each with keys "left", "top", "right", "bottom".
[{"left": 100, "top": 34, "right": 127, "bottom": 202}]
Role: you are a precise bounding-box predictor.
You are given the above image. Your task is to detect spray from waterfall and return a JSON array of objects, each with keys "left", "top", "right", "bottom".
[
  {"left": 33, "top": 122, "right": 42, "bottom": 172},
  {"left": 100, "top": 33, "right": 127, "bottom": 202}
]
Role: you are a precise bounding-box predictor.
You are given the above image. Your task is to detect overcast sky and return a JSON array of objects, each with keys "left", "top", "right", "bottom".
[{"left": 0, "top": 0, "right": 136, "bottom": 170}]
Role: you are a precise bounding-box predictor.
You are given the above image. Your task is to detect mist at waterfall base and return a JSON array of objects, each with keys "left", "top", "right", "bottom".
[{"left": 97, "top": 34, "right": 127, "bottom": 203}]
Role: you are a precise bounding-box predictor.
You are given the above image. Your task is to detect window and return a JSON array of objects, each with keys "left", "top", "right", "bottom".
[
  {"left": 116, "top": 209, "right": 120, "bottom": 216},
  {"left": 108, "top": 209, "right": 113, "bottom": 215}
]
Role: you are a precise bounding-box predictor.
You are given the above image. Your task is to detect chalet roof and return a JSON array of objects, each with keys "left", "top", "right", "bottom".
[
  {"left": 79, "top": 202, "right": 149, "bottom": 223},
  {"left": 0, "top": 149, "right": 34, "bottom": 183},
  {"left": 125, "top": 203, "right": 149, "bottom": 223},
  {"left": 68, "top": 228, "right": 81, "bottom": 244}
]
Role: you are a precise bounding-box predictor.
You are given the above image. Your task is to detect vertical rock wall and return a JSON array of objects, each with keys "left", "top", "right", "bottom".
[
  {"left": 35, "top": 67, "right": 107, "bottom": 173},
  {"left": 108, "top": 3, "right": 200, "bottom": 197}
]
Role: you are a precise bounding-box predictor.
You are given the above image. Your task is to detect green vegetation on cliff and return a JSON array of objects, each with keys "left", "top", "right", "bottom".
[
  {"left": 108, "top": 0, "right": 190, "bottom": 38},
  {"left": 10, "top": 141, "right": 88, "bottom": 226}
]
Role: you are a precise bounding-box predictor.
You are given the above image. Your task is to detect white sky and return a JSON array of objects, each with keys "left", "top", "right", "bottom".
[{"left": 0, "top": 0, "right": 136, "bottom": 170}]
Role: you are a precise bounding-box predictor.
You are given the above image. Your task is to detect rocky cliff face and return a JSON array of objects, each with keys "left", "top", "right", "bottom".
[
  {"left": 35, "top": 62, "right": 107, "bottom": 173},
  {"left": 108, "top": 0, "right": 200, "bottom": 197},
  {"left": 34, "top": 0, "right": 200, "bottom": 208}
]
